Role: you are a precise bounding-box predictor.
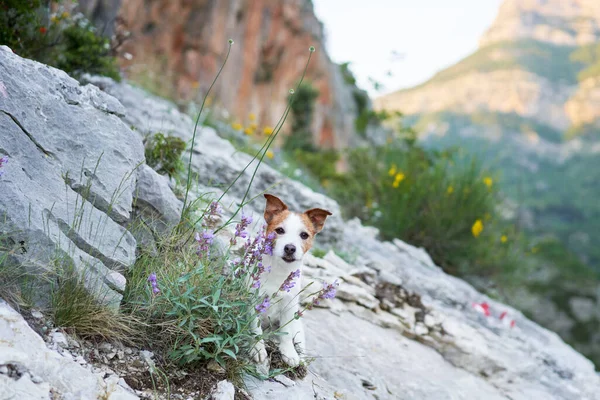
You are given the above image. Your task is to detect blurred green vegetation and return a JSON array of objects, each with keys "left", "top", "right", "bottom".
[{"left": 0, "top": 1, "right": 120, "bottom": 80}]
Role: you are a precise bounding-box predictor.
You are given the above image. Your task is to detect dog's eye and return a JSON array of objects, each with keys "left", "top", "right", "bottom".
[
  {"left": 275, "top": 227, "right": 285, "bottom": 235},
  {"left": 300, "top": 232, "right": 309, "bottom": 240}
]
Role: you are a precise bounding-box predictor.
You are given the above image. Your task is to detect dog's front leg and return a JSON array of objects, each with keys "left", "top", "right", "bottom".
[
  {"left": 250, "top": 315, "right": 269, "bottom": 376},
  {"left": 278, "top": 300, "right": 304, "bottom": 367}
]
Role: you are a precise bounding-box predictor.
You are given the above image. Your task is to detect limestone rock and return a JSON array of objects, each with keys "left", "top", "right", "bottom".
[
  {"left": 0, "top": 299, "right": 138, "bottom": 399},
  {"left": 0, "top": 47, "right": 141, "bottom": 307}
]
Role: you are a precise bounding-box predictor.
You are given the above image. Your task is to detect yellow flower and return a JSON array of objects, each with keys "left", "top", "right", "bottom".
[
  {"left": 392, "top": 172, "right": 405, "bottom": 188},
  {"left": 501, "top": 235, "right": 508, "bottom": 243},
  {"left": 248, "top": 113, "right": 256, "bottom": 121},
  {"left": 250, "top": 123, "right": 258, "bottom": 130},
  {"left": 51, "top": 15, "right": 59, "bottom": 23},
  {"left": 231, "top": 122, "right": 242, "bottom": 131},
  {"left": 447, "top": 186, "right": 454, "bottom": 194},
  {"left": 471, "top": 219, "right": 484, "bottom": 238},
  {"left": 205, "top": 96, "right": 213, "bottom": 106},
  {"left": 266, "top": 150, "right": 274, "bottom": 159},
  {"left": 191, "top": 81, "right": 200, "bottom": 89},
  {"left": 388, "top": 164, "right": 397, "bottom": 176},
  {"left": 263, "top": 126, "right": 274, "bottom": 135},
  {"left": 61, "top": 11, "right": 70, "bottom": 19},
  {"left": 244, "top": 127, "right": 254, "bottom": 135},
  {"left": 483, "top": 177, "right": 493, "bottom": 188}
]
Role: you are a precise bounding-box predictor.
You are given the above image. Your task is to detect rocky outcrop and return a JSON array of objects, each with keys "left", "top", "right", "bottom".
[
  {"left": 76, "top": 0, "right": 360, "bottom": 150},
  {"left": 0, "top": 45, "right": 142, "bottom": 308},
  {"left": 565, "top": 76, "right": 600, "bottom": 128},
  {"left": 375, "top": 69, "right": 574, "bottom": 131},
  {"left": 480, "top": 0, "right": 600, "bottom": 47},
  {"left": 83, "top": 75, "right": 344, "bottom": 245}
]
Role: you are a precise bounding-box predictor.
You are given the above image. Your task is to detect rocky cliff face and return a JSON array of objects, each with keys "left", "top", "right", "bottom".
[
  {"left": 479, "top": 0, "right": 600, "bottom": 47},
  {"left": 2, "top": 46, "right": 600, "bottom": 400},
  {"left": 76, "top": 0, "right": 360, "bottom": 150}
]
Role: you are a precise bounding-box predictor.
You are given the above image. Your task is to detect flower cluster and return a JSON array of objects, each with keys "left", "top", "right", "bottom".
[
  {"left": 302, "top": 279, "right": 339, "bottom": 313},
  {"left": 250, "top": 262, "right": 270, "bottom": 289},
  {"left": 255, "top": 296, "right": 270, "bottom": 313},
  {"left": 233, "top": 226, "right": 275, "bottom": 289},
  {"left": 148, "top": 273, "right": 160, "bottom": 294},
  {"left": 195, "top": 230, "right": 215, "bottom": 257},
  {"left": 471, "top": 219, "right": 484, "bottom": 238},
  {"left": 202, "top": 201, "right": 223, "bottom": 228},
  {"left": 279, "top": 269, "right": 301, "bottom": 293},
  {"left": 231, "top": 214, "right": 252, "bottom": 245},
  {"left": 0, "top": 155, "right": 8, "bottom": 178}
]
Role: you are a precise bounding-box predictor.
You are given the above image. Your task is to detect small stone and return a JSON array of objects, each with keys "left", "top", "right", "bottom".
[
  {"left": 50, "top": 331, "right": 69, "bottom": 348},
  {"left": 414, "top": 323, "right": 428, "bottom": 336},
  {"left": 124, "top": 348, "right": 133, "bottom": 355},
  {"left": 209, "top": 380, "right": 235, "bottom": 400},
  {"left": 117, "top": 350, "right": 125, "bottom": 360},
  {"left": 75, "top": 355, "right": 87, "bottom": 365},
  {"left": 0, "top": 365, "right": 8, "bottom": 374},
  {"left": 424, "top": 314, "right": 436, "bottom": 328},
  {"left": 31, "top": 375, "right": 43, "bottom": 384},
  {"left": 207, "top": 360, "right": 226, "bottom": 374},
  {"left": 31, "top": 310, "right": 44, "bottom": 320},
  {"left": 107, "top": 352, "right": 117, "bottom": 360},
  {"left": 274, "top": 374, "right": 296, "bottom": 387},
  {"left": 98, "top": 342, "right": 113, "bottom": 352}
]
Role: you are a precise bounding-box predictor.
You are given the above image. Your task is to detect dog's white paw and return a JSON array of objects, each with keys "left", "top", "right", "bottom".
[
  {"left": 251, "top": 340, "right": 270, "bottom": 375},
  {"left": 280, "top": 343, "right": 301, "bottom": 367}
]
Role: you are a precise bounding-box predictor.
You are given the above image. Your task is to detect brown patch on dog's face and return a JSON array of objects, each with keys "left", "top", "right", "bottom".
[
  {"left": 299, "top": 213, "right": 316, "bottom": 253},
  {"left": 264, "top": 194, "right": 290, "bottom": 234}
]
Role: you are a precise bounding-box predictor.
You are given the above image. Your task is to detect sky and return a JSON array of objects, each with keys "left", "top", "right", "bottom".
[{"left": 313, "top": 0, "right": 503, "bottom": 96}]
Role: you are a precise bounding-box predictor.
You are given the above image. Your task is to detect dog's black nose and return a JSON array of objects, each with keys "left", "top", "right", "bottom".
[{"left": 284, "top": 244, "right": 296, "bottom": 255}]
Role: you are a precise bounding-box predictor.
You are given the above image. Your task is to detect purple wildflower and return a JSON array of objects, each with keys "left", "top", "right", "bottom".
[
  {"left": 231, "top": 214, "right": 253, "bottom": 245},
  {"left": 148, "top": 272, "right": 160, "bottom": 294},
  {"left": 249, "top": 262, "right": 269, "bottom": 289},
  {"left": 0, "top": 155, "right": 7, "bottom": 178},
  {"left": 209, "top": 201, "right": 222, "bottom": 216},
  {"left": 240, "top": 226, "right": 275, "bottom": 268},
  {"left": 195, "top": 229, "right": 215, "bottom": 257},
  {"left": 307, "top": 279, "right": 339, "bottom": 309},
  {"left": 203, "top": 201, "right": 222, "bottom": 227},
  {"left": 279, "top": 269, "right": 301, "bottom": 293},
  {"left": 320, "top": 279, "right": 339, "bottom": 299},
  {"left": 255, "top": 296, "right": 270, "bottom": 313}
]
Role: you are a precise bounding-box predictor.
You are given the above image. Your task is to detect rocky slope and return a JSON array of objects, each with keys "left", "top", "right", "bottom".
[
  {"left": 72, "top": 0, "right": 361, "bottom": 150},
  {"left": 2, "top": 45, "right": 600, "bottom": 399}
]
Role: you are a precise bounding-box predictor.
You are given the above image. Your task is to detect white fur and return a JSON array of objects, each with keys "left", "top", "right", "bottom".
[{"left": 251, "top": 213, "right": 310, "bottom": 371}]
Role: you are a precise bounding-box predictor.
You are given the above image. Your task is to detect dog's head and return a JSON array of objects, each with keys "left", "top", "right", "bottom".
[{"left": 263, "top": 194, "right": 332, "bottom": 264}]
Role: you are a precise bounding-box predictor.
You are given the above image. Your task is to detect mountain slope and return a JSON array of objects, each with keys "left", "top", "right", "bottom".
[{"left": 374, "top": 0, "right": 600, "bottom": 366}]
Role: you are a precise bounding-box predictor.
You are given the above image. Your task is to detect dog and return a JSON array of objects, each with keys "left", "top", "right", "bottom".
[{"left": 251, "top": 194, "right": 331, "bottom": 372}]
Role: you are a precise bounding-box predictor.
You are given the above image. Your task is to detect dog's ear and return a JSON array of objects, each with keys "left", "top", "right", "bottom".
[
  {"left": 304, "top": 208, "right": 332, "bottom": 234},
  {"left": 264, "top": 194, "right": 288, "bottom": 223}
]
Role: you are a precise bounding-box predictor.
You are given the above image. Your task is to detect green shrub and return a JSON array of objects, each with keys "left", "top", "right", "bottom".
[
  {"left": 145, "top": 133, "right": 186, "bottom": 179},
  {"left": 0, "top": 2, "right": 120, "bottom": 80},
  {"left": 316, "top": 140, "right": 528, "bottom": 283},
  {"left": 284, "top": 82, "right": 320, "bottom": 152}
]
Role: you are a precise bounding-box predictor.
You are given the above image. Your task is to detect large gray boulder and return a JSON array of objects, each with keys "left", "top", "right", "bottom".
[{"left": 0, "top": 46, "right": 143, "bottom": 307}]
